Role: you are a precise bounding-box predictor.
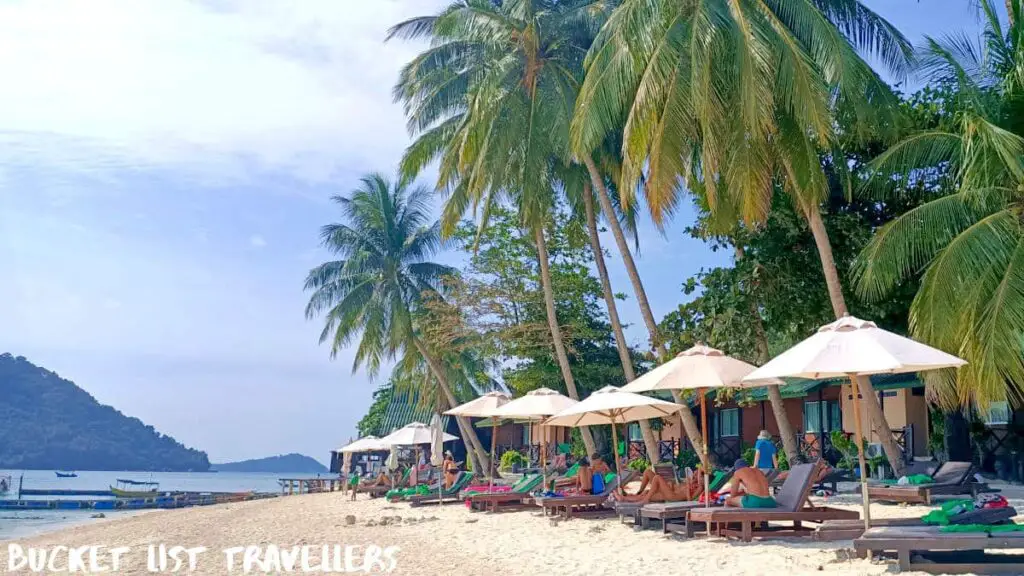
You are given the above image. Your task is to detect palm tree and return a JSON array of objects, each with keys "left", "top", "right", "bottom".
[
  {"left": 857, "top": 0, "right": 1024, "bottom": 410},
  {"left": 388, "top": 0, "right": 640, "bottom": 458},
  {"left": 303, "top": 173, "right": 491, "bottom": 471},
  {"left": 571, "top": 0, "right": 914, "bottom": 473}
]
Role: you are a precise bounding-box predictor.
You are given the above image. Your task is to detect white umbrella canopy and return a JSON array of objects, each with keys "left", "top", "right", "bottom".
[
  {"left": 623, "top": 344, "right": 782, "bottom": 392},
  {"left": 380, "top": 422, "right": 458, "bottom": 446},
  {"left": 743, "top": 316, "right": 967, "bottom": 381},
  {"left": 444, "top": 391, "right": 511, "bottom": 417},
  {"left": 429, "top": 415, "right": 445, "bottom": 467},
  {"left": 338, "top": 435, "right": 388, "bottom": 453},
  {"left": 742, "top": 315, "right": 967, "bottom": 531},
  {"left": 491, "top": 387, "right": 579, "bottom": 418},
  {"left": 544, "top": 386, "right": 684, "bottom": 427}
]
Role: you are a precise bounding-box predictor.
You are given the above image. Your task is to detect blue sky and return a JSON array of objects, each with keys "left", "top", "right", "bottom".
[{"left": 0, "top": 0, "right": 983, "bottom": 464}]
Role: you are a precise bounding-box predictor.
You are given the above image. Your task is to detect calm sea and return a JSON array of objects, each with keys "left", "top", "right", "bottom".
[{"left": 0, "top": 469, "right": 326, "bottom": 541}]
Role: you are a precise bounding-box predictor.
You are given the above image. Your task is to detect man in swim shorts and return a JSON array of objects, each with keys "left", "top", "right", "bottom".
[{"left": 724, "top": 458, "right": 776, "bottom": 508}]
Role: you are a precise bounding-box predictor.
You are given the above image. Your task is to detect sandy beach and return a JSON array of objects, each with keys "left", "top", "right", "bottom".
[{"left": 3, "top": 487, "right": 1021, "bottom": 575}]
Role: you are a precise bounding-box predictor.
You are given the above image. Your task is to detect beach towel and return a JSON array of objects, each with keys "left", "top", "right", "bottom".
[
  {"left": 922, "top": 499, "right": 975, "bottom": 525},
  {"left": 941, "top": 523, "right": 1024, "bottom": 533}
]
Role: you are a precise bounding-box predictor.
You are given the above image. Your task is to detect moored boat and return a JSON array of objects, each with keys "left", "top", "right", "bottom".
[{"left": 110, "top": 478, "right": 160, "bottom": 498}]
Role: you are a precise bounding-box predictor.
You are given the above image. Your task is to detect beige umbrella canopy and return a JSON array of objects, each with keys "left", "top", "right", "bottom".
[
  {"left": 445, "top": 391, "right": 511, "bottom": 488},
  {"left": 491, "top": 388, "right": 579, "bottom": 479},
  {"left": 338, "top": 436, "right": 388, "bottom": 453},
  {"left": 545, "top": 386, "right": 685, "bottom": 487},
  {"left": 623, "top": 343, "right": 783, "bottom": 506},
  {"left": 743, "top": 315, "right": 967, "bottom": 530},
  {"left": 380, "top": 422, "right": 458, "bottom": 446}
]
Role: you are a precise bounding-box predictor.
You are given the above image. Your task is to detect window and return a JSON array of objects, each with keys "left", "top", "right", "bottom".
[
  {"left": 985, "top": 402, "right": 1011, "bottom": 426},
  {"left": 522, "top": 424, "right": 531, "bottom": 445},
  {"left": 805, "top": 400, "right": 842, "bottom": 433},
  {"left": 628, "top": 423, "right": 642, "bottom": 441},
  {"left": 804, "top": 401, "right": 822, "bottom": 433},
  {"left": 720, "top": 408, "right": 739, "bottom": 437}
]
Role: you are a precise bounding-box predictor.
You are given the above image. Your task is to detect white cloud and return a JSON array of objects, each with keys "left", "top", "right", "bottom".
[
  {"left": 0, "top": 0, "right": 446, "bottom": 181},
  {"left": 249, "top": 234, "right": 267, "bottom": 248}
]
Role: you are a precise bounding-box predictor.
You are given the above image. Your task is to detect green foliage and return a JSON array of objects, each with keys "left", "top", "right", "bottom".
[
  {"left": 776, "top": 447, "right": 791, "bottom": 472},
  {"left": 0, "top": 354, "right": 210, "bottom": 471},
  {"left": 445, "top": 205, "right": 642, "bottom": 398},
  {"left": 357, "top": 383, "right": 394, "bottom": 438},
  {"left": 676, "top": 449, "right": 700, "bottom": 471},
  {"left": 856, "top": 0, "right": 1024, "bottom": 409},
  {"left": 742, "top": 447, "right": 756, "bottom": 468},
  {"left": 627, "top": 458, "right": 649, "bottom": 472},
  {"left": 830, "top": 430, "right": 860, "bottom": 471},
  {"left": 499, "top": 450, "right": 527, "bottom": 471}
]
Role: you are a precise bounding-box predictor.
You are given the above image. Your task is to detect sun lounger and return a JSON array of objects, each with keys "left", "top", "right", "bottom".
[
  {"left": 853, "top": 525, "right": 1024, "bottom": 574},
  {"left": 407, "top": 472, "right": 473, "bottom": 507},
  {"left": 686, "top": 461, "right": 858, "bottom": 541},
  {"left": 613, "top": 467, "right": 734, "bottom": 527},
  {"left": 464, "top": 474, "right": 544, "bottom": 512},
  {"left": 867, "top": 461, "right": 991, "bottom": 504},
  {"left": 535, "top": 472, "right": 635, "bottom": 520},
  {"left": 815, "top": 506, "right": 1019, "bottom": 541}
]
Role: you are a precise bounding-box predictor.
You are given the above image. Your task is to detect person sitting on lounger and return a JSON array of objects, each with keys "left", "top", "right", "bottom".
[
  {"left": 574, "top": 457, "right": 595, "bottom": 494},
  {"left": 724, "top": 458, "right": 776, "bottom": 508},
  {"left": 443, "top": 451, "right": 459, "bottom": 489},
  {"left": 590, "top": 454, "right": 612, "bottom": 476}
]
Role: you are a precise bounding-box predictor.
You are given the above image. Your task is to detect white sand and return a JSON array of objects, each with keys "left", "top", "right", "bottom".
[{"left": 2, "top": 490, "right": 1021, "bottom": 575}]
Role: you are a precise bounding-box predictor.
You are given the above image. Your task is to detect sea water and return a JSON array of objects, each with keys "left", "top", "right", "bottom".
[{"left": 0, "top": 470, "right": 326, "bottom": 541}]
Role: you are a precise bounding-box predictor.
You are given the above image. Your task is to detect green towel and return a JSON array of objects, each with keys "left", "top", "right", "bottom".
[
  {"left": 941, "top": 523, "right": 1024, "bottom": 533},
  {"left": 565, "top": 463, "right": 580, "bottom": 478},
  {"left": 921, "top": 499, "right": 974, "bottom": 525},
  {"left": 881, "top": 473, "right": 933, "bottom": 486}
]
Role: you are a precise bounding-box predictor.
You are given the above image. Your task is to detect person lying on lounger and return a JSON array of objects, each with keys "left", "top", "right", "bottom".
[
  {"left": 724, "top": 458, "right": 776, "bottom": 508},
  {"left": 614, "top": 468, "right": 701, "bottom": 503}
]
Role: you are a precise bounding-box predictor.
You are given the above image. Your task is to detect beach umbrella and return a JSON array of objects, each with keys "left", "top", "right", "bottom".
[
  {"left": 445, "top": 391, "right": 511, "bottom": 491},
  {"left": 544, "top": 386, "right": 685, "bottom": 489},
  {"left": 380, "top": 422, "right": 458, "bottom": 446},
  {"left": 385, "top": 444, "right": 399, "bottom": 474},
  {"left": 743, "top": 315, "right": 967, "bottom": 530},
  {"left": 338, "top": 435, "right": 387, "bottom": 453},
  {"left": 622, "top": 343, "right": 783, "bottom": 506},
  {"left": 492, "top": 388, "right": 579, "bottom": 484},
  {"left": 430, "top": 414, "right": 445, "bottom": 503}
]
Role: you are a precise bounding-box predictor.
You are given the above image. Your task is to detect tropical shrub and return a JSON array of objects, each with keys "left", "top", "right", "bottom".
[{"left": 499, "top": 450, "right": 527, "bottom": 471}]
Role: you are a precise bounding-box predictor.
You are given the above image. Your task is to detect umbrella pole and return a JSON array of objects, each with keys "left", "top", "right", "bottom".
[
  {"left": 610, "top": 415, "right": 622, "bottom": 493},
  {"left": 541, "top": 430, "right": 548, "bottom": 490},
  {"left": 701, "top": 389, "right": 711, "bottom": 510},
  {"left": 490, "top": 417, "right": 497, "bottom": 492},
  {"left": 849, "top": 374, "right": 872, "bottom": 530}
]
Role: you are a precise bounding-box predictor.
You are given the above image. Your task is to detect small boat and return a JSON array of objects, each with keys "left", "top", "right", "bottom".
[
  {"left": 55, "top": 471, "right": 78, "bottom": 478},
  {"left": 110, "top": 478, "right": 160, "bottom": 498}
]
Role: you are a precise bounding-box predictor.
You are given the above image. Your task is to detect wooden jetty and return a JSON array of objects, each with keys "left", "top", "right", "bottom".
[
  {"left": 0, "top": 491, "right": 277, "bottom": 511},
  {"left": 278, "top": 477, "right": 344, "bottom": 496}
]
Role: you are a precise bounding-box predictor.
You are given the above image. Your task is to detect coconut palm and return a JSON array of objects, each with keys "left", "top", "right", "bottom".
[
  {"left": 571, "top": 0, "right": 914, "bottom": 473},
  {"left": 303, "top": 173, "right": 491, "bottom": 470},
  {"left": 388, "top": 0, "right": 636, "bottom": 458},
  {"left": 857, "top": 0, "right": 1024, "bottom": 410}
]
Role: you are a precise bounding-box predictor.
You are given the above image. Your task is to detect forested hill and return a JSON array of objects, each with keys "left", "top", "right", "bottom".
[
  {"left": 0, "top": 354, "right": 210, "bottom": 471},
  {"left": 211, "top": 453, "right": 327, "bottom": 473}
]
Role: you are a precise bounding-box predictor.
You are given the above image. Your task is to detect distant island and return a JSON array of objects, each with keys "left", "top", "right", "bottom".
[
  {"left": 0, "top": 353, "right": 210, "bottom": 471},
  {"left": 211, "top": 454, "right": 327, "bottom": 474}
]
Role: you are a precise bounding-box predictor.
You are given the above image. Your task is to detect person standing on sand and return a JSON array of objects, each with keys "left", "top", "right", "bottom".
[
  {"left": 753, "top": 430, "right": 779, "bottom": 474},
  {"left": 442, "top": 451, "right": 458, "bottom": 489},
  {"left": 724, "top": 458, "right": 776, "bottom": 508}
]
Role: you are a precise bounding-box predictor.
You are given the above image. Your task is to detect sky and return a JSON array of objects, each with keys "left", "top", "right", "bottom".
[{"left": 0, "top": 0, "right": 984, "bottom": 465}]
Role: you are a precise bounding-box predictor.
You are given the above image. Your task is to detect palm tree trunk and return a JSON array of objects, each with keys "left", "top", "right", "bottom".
[
  {"left": 534, "top": 225, "right": 599, "bottom": 457},
  {"left": 582, "top": 183, "right": 661, "bottom": 464},
  {"left": 804, "top": 203, "right": 906, "bottom": 477},
  {"left": 736, "top": 244, "right": 800, "bottom": 466},
  {"left": 413, "top": 337, "right": 490, "bottom": 474},
  {"left": 583, "top": 155, "right": 706, "bottom": 458}
]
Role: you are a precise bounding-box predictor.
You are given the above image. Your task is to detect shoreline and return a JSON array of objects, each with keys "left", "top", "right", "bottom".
[{"left": 4, "top": 490, "right": 1021, "bottom": 575}]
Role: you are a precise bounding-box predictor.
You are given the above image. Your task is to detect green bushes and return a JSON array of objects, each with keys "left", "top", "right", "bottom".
[
  {"left": 627, "top": 458, "right": 649, "bottom": 472},
  {"left": 499, "top": 450, "right": 527, "bottom": 471}
]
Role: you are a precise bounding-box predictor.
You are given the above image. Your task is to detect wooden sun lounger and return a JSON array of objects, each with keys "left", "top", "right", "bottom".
[
  {"left": 465, "top": 474, "right": 544, "bottom": 512},
  {"left": 867, "top": 461, "right": 990, "bottom": 504},
  {"left": 815, "top": 507, "right": 1019, "bottom": 541},
  {"left": 407, "top": 472, "right": 472, "bottom": 507},
  {"left": 853, "top": 526, "right": 1024, "bottom": 574},
  {"left": 535, "top": 472, "right": 635, "bottom": 520},
  {"left": 686, "top": 461, "right": 858, "bottom": 542}
]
